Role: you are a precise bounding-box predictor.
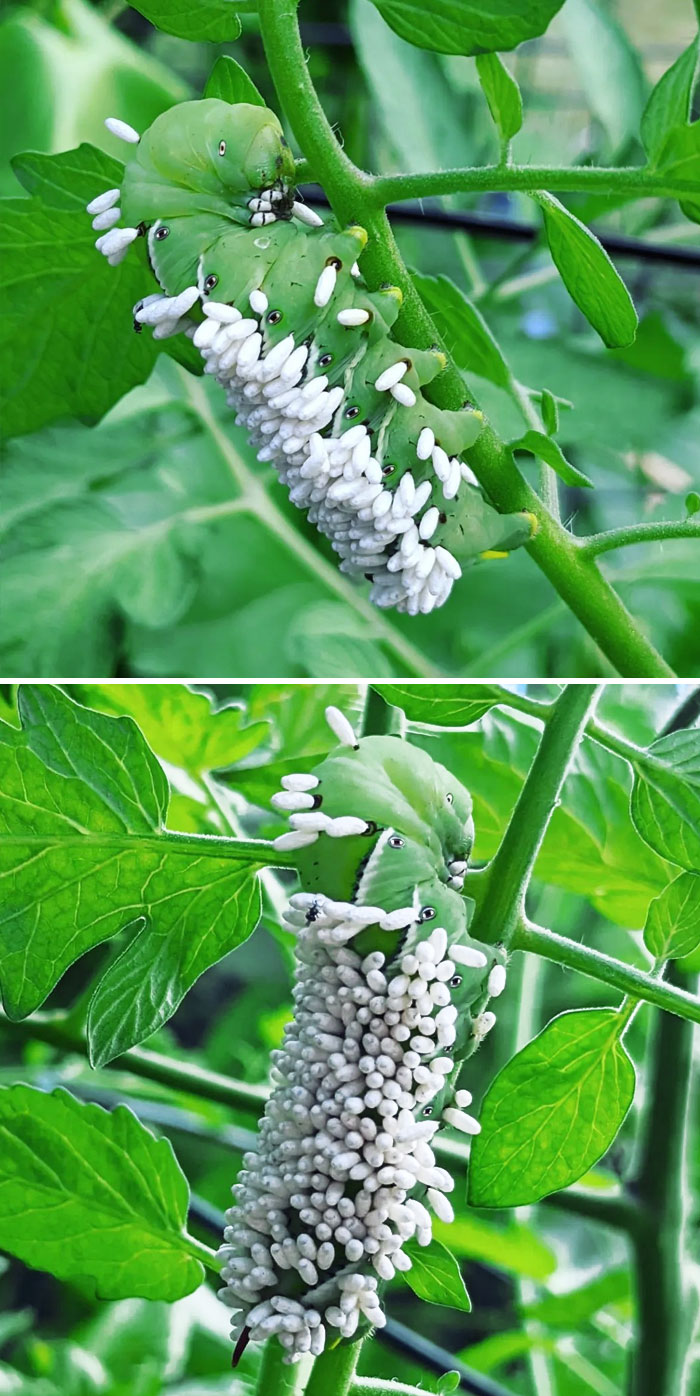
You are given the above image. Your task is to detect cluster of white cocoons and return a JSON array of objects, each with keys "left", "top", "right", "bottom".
[
  {"left": 194, "top": 297, "right": 470, "bottom": 616},
  {"left": 87, "top": 115, "right": 474, "bottom": 615},
  {"left": 217, "top": 892, "right": 493, "bottom": 1361}
]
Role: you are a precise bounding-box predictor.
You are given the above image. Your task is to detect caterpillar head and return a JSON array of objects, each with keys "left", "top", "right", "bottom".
[{"left": 120, "top": 100, "right": 296, "bottom": 226}]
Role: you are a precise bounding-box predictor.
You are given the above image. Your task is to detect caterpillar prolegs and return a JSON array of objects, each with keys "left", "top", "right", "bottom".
[
  {"left": 88, "top": 100, "right": 536, "bottom": 614},
  {"left": 216, "top": 708, "right": 507, "bottom": 1362}
]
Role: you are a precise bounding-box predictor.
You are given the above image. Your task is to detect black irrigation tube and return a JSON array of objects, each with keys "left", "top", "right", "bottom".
[
  {"left": 297, "top": 186, "right": 700, "bottom": 271},
  {"left": 187, "top": 1193, "right": 515, "bottom": 1396}
]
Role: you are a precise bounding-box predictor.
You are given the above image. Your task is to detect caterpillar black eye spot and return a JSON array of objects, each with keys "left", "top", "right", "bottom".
[
  {"left": 363, "top": 820, "right": 378, "bottom": 836},
  {"left": 419, "top": 906, "right": 436, "bottom": 922},
  {"left": 311, "top": 794, "right": 323, "bottom": 809},
  {"left": 450, "top": 975, "right": 462, "bottom": 987},
  {"left": 389, "top": 835, "right": 405, "bottom": 849},
  {"left": 439, "top": 512, "right": 447, "bottom": 524},
  {"left": 326, "top": 256, "right": 342, "bottom": 270},
  {"left": 319, "top": 353, "right": 333, "bottom": 367},
  {"left": 218, "top": 140, "right": 226, "bottom": 156},
  {"left": 382, "top": 463, "right": 395, "bottom": 477},
  {"left": 154, "top": 225, "right": 169, "bottom": 241},
  {"left": 267, "top": 309, "right": 283, "bottom": 325},
  {"left": 344, "top": 405, "right": 360, "bottom": 419},
  {"left": 446, "top": 792, "right": 454, "bottom": 804},
  {"left": 204, "top": 274, "right": 219, "bottom": 293},
  {"left": 422, "top": 1105, "right": 433, "bottom": 1117}
]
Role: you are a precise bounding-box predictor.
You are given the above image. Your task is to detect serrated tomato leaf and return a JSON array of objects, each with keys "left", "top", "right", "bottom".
[
  {"left": 0, "top": 1085, "right": 203, "bottom": 1300},
  {"left": 0, "top": 686, "right": 264, "bottom": 1031}
]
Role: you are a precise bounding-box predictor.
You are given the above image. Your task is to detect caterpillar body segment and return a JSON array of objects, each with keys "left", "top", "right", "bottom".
[
  {"left": 217, "top": 709, "right": 507, "bottom": 1361},
  {"left": 89, "top": 98, "right": 536, "bottom": 614}
]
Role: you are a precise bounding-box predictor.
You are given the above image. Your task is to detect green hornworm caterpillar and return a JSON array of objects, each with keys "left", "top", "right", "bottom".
[
  {"left": 88, "top": 101, "right": 536, "bottom": 614},
  {"left": 217, "top": 707, "right": 506, "bottom": 1361}
]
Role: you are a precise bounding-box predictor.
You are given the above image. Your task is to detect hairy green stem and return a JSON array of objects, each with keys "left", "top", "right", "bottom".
[
  {"left": 353, "top": 1383, "right": 452, "bottom": 1396},
  {"left": 304, "top": 1338, "right": 362, "bottom": 1396},
  {"left": 255, "top": 1339, "right": 313, "bottom": 1396},
  {"left": 513, "top": 947, "right": 557, "bottom": 1396},
  {"left": 370, "top": 164, "right": 700, "bottom": 205},
  {"left": 257, "top": 0, "right": 674, "bottom": 678},
  {"left": 581, "top": 518, "right": 700, "bottom": 557},
  {"left": 628, "top": 965, "right": 699, "bottom": 1396},
  {"left": 514, "top": 921, "right": 700, "bottom": 1028},
  {"left": 470, "top": 684, "right": 601, "bottom": 945}
]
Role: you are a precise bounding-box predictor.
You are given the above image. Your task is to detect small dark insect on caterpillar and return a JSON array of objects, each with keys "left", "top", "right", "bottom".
[
  {"left": 88, "top": 102, "right": 536, "bottom": 615},
  {"left": 216, "top": 707, "right": 507, "bottom": 1362}
]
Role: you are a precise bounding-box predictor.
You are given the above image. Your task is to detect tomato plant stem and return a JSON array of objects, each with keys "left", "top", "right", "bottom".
[
  {"left": 304, "top": 1338, "right": 362, "bottom": 1396},
  {"left": 514, "top": 925, "right": 700, "bottom": 1028},
  {"left": 629, "top": 964, "right": 698, "bottom": 1396},
  {"left": 470, "top": 684, "right": 601, "bottom": 945},
  {"left": 255, "top": 1339, "right": 313, "bottom": 1396},
  {"left": 370, "top": 165, "right": 700, "bottom": 205}
]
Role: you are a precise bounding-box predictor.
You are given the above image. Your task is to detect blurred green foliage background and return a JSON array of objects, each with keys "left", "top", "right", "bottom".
[{"left": 0, "top": 0, "right": 699, "bottom": 676}]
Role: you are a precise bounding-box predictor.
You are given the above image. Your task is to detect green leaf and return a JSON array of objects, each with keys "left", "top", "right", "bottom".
[
  {"left": 436, "top": 1373, "right": 461, "bottom": 1394},
  {"left": 12, "top": 142, "right": 125, "bottom": 210},
  {"left": 87, "top": 863, "right": 261, "bottom": 1065},
  {"left": 402, "top": 1237, "right": 471, "bottom": 1312},
  {"left": 631, "top": 730, "right": 700, "bottom": 870},
  {"left": 0, "top": 409, "right": 227, "bottom": 673},
  {"left": 0, "top": 1085, "right": 203, "bottom": 1300},
  {"left": 413, "top": 272, "right": 512, "bottom": 389},
  {"left": 475, "top": 52, "right": 522, "bottom": 142},
  {"left": 0, "top": 685, "right": 264, "bottom": 1022},
  {"left": 76, "top": 684, "right": 269, "bottom": 781},
  {"left": 204, "top": 55, "right": 265, "bottom": 106},
  {"left": 468, "top": 1009, "right": 636, "bottom": 1206},
  {"left": 20, "top": 683, "right": 169, "bottom": 830},
  {"left": 375, "top": 683, "right": 513, "bottom": 726},
  {"left": 541, "top": 389, "right": 559, "bottom": 436},
  {"left": 0, "top": 186, "right": 159, "bottom": 438},
  {"left": 643, "top": 872, "right": 700, "bottom": 960},
  {"left": 642, "top": 37, "right": 699, "bottom": 165},
  {"left": 653, "top": 119, "right": 700, "bottom": 223},
  {"left": 533, "top": 192, "right": 638, "bottom": 349},
  {"left": 560, "top": 0, "right": 646, "bottom": 151},
  {"left": 128, "top": 0, "right": 242, "bottom": 42},
  {"left": 509, "top": 430, "right": 593, "bottom": 488},
  {"left": 368, "top": 0, "right": 566, "bottom": 56},
  {"left": 686, "top": 491, "right": 700, "bottom": 517}
]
